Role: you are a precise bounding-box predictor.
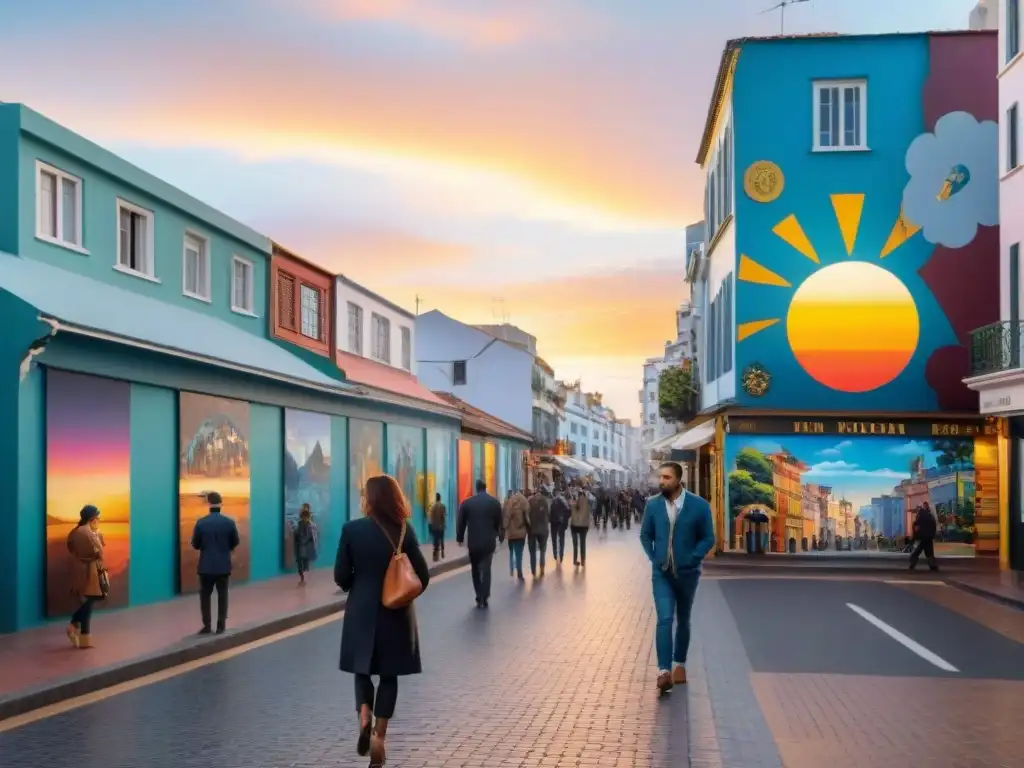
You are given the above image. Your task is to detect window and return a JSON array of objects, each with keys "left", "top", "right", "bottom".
[
  {"left": 603, "top": 446, "right": 608, "bottom": 459},
  {"left": 1009, "top": 104, "right": 1019, "bottom": 172},
  {"left": 347, "top": 302, "right": 363, "bottom": 355},
  {"left": 36, "top": 162, "right": 83, "bottom": 249},
  {"left": 580, "top": 443, "right": 587, "bottom": 457},
  {"left": 116, "top": 199, "right": 155, "bottom": 278},
  {"left": 453, "top": 360, "right": 467, "bottom": 385},
  {"left": 182, "top": 232, "right": 210, "bottom": 300},
  {"left": 300, "top": 284, "right": 322, "bottom": 340},
  {"left": 649, "top": 391, "right": 655, "bottom": 402},
  {"left": 231, "top": 256, "right": 254, "bottom": 313},
  {"left": 401, "top": 326, "right": 412, "bottom": 370},
  {"left": 1011, "top": 244, "right": 1020, "bottom": 367},
  {"left": 591, "top": 445, "right": 599, "bottom": 458},
  {"left": 1010, "top": 0, "right": 1020, "bottom": 62},
  {"left": 813, "top": 80, "right": 867, "bottom": 151},
  {"left": 277, "top": 272, "right": 297, "bottom": 330},
  {"left": 371, "top": 313, "right": 391, "bottom": 362},
  {"left": 570, "top": 422, "right": 578, "bottom": 435}
]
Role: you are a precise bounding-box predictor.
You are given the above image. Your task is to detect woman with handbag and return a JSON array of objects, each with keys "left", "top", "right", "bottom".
[
  {"left": 334, "top": 474, "right": 430, "bottom": 767},
  {"left": 65, "top": 505, "right": 108, "bottom": 649}
]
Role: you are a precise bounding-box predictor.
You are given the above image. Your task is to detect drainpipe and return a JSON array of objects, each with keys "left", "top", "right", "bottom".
[{"left": 19, "top": 317, "right": 58, "bottom": 381}]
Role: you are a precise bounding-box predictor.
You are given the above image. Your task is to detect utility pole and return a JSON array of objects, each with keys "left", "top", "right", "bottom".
[{"left": 415, "top": 294, "right": 422, "bottom": 316}]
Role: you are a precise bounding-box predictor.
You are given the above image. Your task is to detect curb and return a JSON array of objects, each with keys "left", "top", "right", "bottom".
[
  {"left": 947, "top": 578, "right": 1024, "bottom": 612},
  {"left": 0, "top": 555, "right": 469, "bottom": 722}
]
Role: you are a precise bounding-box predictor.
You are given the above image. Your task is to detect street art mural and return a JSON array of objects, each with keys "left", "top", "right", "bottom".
[
  {"left": 724, "top": 435, "right": 979, "bottom": 556},
  {"left": 426, "top": 429, "right": 455, "bottom": 536},
  {"left": 45, "top": 371, "right": 131, "bottom": 617},
  {"left": 484, "top": 442, "right": 497, "bottom": 496},
  {"left": 179, "top": 393, "right": 251, "bottom": 592},
  {"left": 387, "top": 424, "right": 425, "bottom": 533},
  {"left": 457, "top": 439, "right": 473, "bottom": 504},
  {"left": 497, "top": 443, "right": 510, "bottom": 499},
  {"left": 733, "top": 33, "right": 999, "bottom": 413},
  {"left": 349, "top": 419, "right": 383, "bottom": 520},
  {"left": 283, "top": 409, "right": 331, "bottom": 570}
]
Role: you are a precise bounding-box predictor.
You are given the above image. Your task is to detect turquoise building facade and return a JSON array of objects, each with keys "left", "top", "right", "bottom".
[{"left": 0, "top": 104, "right": 462, "bottom": 633}]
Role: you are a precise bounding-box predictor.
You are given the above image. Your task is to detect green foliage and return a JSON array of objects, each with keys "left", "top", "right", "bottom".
[
  {"left": 727, "top": 469, "right": 775, "bottom": 523},
  {"left": 657, "top": 366, "right": 698, "bottom": 422},
  {"left": 735, "top": 447, "right": 773, "bottom": 485},
  {"left": 929, "top": 439, "right": 974, "bottom": 470}
]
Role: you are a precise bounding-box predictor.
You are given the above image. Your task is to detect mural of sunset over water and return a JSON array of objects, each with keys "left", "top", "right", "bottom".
[{"left": 45, "top": 370, "right": 131, "bottom": 617}]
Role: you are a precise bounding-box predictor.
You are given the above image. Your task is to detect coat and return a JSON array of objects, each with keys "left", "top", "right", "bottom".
[
  {"left": 502, "top": 493, "right": 530, "bottom": 540},
  {"left": 428, "top": 502, "right": 447, "bottom": 533},
  {"left": 549, "top": 496, "right": 571, "bottom": 530},
  {"left": 640, "top": 492, "right": 715, "bottom": 574},
  {"left": 67, "top": 525, "right": 104, "bottom": 599},
  {"left": 191, "top": 511, "right": 240, "bottom": 576},
  {"left": 334, "top": 516, "right": 430, "bottom": 677},
  {"left": 293, "top": 519, "right": 318, "bottom": 562},
  {"left": 527, "top": 494, "right": 551, "bottom": 537},
  {"left": 570, "top": 493, "right": 592, "bottom": 529},
  {"left": 456, "top": 491, "right": 503, "bottom": 554}
]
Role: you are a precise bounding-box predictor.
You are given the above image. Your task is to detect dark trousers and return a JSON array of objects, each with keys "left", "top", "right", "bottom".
[
  {"left": 551, "top": 528, "right": 566, "bottom": 561},
  {"left": 296, "top": 557, "right": 310, "bottom": 575},
  {"left": 469, "top": 549, "right": 493, "bottom": 602},
  {"left": 70, "top": 596, "right": 97, "bottom": 634},
  {"left": 355, "top": 673, "right": 398, "bottom": 719},
  {"left": 528, "top": 532, "right": 549, "bottom": 573},
  {"left": 571, "top": 526, "right": 588, "bottom": 564},
  {"left": 199, "top": 574, "right": 230, "bottom": 629},
  {"left": 431, "top": 529, "right": 445, "bottom": 559},
  {"left": 909, "top": 537, "right": 938, "bottom": 570}
]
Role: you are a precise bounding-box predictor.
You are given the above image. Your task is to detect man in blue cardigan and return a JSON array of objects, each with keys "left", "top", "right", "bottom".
[{"left": 639, "top": 462, "right": 715, "bottom": 692}]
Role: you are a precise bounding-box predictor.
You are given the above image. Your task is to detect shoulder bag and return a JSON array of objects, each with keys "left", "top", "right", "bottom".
[{"left": 374, "top": 519, "right": 423, "bottom": 608}]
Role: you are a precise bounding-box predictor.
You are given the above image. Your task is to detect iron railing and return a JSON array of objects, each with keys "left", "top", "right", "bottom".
[{"left": 970, "top": 321, "right": 1024, "bottom": 376}]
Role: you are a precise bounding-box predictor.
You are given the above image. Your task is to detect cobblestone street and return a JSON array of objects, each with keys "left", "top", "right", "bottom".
[{"left": 3, "top": 532, "right": 1024, "bottom": 767}]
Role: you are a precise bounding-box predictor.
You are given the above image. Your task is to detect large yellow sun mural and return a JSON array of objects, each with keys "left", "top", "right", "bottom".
[{"left": 737, "top": 194, "right": 923, "bottom": 393}]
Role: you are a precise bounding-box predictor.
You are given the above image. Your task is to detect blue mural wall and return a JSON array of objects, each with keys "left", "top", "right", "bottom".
[
  {"left": 730, "top": 34, "right": 998, "bottom": 414},
  {"left": 497, "top": 443, "right": 509, "bottom": 499},
  {"left": 427, "top": 428, "right": 457, "bottom": 539},
  {"left": 387, "top": 423, "right": 426, "bottom": 539}
]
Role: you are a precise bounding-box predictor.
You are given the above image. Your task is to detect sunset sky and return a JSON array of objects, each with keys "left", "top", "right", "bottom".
[{"left": 0, "top": 0, "right": 976, "bottom": 420}]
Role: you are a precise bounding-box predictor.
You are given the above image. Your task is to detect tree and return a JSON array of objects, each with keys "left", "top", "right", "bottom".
[
  {"left": 930, "top": 439, "right": 974, "bottom": 471},
  {"left": 728, "top": 469, "right": 776, "bottom": 526},
  {"left": 658, "top": 365, "right": 698, "bottom": 422},
  {"left": 735, "top": 447, "right": 773, "bottom": 485}
]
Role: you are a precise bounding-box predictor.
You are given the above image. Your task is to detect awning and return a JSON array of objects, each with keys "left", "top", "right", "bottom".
[
  {"left": 671, "top": 421, "right": 716, "bottom": 451},
  {"left": 589, "top": 457, "right": 627, "bottom": 472},
  {"left": 0, "top": 253, "right": 355, "bottom": 394},
  {"left": 551, "top": 455, "right": 595, "bottom": 474},
  {"left": 644, "top": 432, "right": 680, "bottom": 452}
]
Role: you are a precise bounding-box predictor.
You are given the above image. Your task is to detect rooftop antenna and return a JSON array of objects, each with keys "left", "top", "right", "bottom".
[
  {"left": 491, "top": 297, "right": 509, "bottom": 324},
  {"left": 415, "top": 294, "right": 422, "bottom": 316},
  {"left": 760, "top": 0, "right": 810, "bottom": 35}
]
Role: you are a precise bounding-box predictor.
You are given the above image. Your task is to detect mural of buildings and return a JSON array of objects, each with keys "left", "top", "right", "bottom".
[
  {"left": 683, "top": 31, "right": 1006, "bottom": 561},
  {"left": 283, "top": 409, "right": 331, "bottom": 569}
]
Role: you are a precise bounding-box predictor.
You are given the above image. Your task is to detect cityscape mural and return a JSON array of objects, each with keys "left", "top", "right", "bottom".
[
  {"left": 178, "top": 393, "right": 251, "bottom": 592},
  {"left": 283, "top": 409, "right": 331, "bottom": 570},
  {"left": 45, "top": 370, "right": 132, "bottom": 617},
  {"left": 457, "top": 439, "right": 473, "bottom": 504},
  {"left": 387, "top": 424, "right": 425, "bottom": 533},
  {"left": 724, "top": 435, "right": 977, "bottom": 556},
  {"left": 484, "top": 442, "right": 497, "bottom": 496},
  {"left": 426, "top": 429, "right": 454, "bottom": 536},
  {"left": 349, "top": 419, "right": 383, "bottom": 519}
]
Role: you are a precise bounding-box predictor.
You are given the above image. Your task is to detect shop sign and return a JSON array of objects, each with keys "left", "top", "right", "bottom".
[{"left": 728, "top": 416, "right": 995, "bottom": 437}]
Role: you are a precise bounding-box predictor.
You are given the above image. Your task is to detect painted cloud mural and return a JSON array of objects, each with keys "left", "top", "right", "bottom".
[{"left": 902, "top": 111, "right": 998, "bottom": 249}]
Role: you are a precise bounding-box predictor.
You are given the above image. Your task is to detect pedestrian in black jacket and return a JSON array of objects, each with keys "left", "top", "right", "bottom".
[
  {"left": 549, "top": 492, "right": 571, "bottom": 564},
  {"left": 190, "top": 491, "right": 239, "bottom": 635},
  {"left": 456, "top": 480, "right": 503, "bottom": 608},
  {"left": 909, "top": 503, "right": 939, "bottom": 572}
]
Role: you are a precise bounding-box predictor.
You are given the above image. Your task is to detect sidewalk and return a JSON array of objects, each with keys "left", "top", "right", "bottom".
[
  {"left": 947, "top": 570, "right": 1024, "bottom": 610},
  {"left": 0, "top": 543, "right": 467, "bottom": 721}
]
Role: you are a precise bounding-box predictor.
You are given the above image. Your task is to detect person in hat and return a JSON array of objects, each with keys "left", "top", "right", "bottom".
[
  {"left": 65, "top": 505, "right": 107, "bottom": 649},
  {"left": 190, "top": 491, "right": 240, "bottom": 635}
]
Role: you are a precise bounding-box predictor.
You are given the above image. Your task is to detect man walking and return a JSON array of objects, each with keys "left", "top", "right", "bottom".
[
  {"left": 909, "top": 502, "right": 939, "bottom": 572},
  {"left": 527, "top": 487, "right": 551, "bottom": 578},
  {"left": 456, "top": 480, "right": 503, "bottom": 608},
  {"left": 502, "top": 488, "right": 530, "bottom": 580},
  {"left": 191, "top": 491, "right": 240, "bottom": 635},
  {"left": 428, "top": 492, "right": 447, "bottom": 561},
  {"left": 640, "top": 462, "right": 714, "bottom": 693},
  {"left": 570, "top": 488, "right": 592, "bottom": 568},
  {"left": 549, "top": 491, "right": 571, "bottom": 565}
]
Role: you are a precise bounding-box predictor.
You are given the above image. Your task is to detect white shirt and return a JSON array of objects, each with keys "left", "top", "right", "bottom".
[{"left": 664, "top": 490, "right": 685, "bottom": 569}]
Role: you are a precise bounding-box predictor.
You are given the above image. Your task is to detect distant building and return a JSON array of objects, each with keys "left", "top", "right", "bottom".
[{"left": 969, "top": 0, "right": 999, "bottom": 29}]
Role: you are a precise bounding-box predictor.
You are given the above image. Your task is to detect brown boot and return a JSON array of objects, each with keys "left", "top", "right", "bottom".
[
  {"left": 369, "top": 717, "right": 388, "bottom": 766},
  {"left": 78, "top": 634, "right": 93, "bottom": 649},
  {"left": 672, "top": 666, "right": 687, "bottom": 685},
  {"left": 656, "top": 671, "right": 673, "bottom": 692},
  {"left": 66, "top": 623, "right": 80, "bottom": 648}
]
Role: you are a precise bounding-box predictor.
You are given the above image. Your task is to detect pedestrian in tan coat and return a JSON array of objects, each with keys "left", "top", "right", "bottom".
[
  {"left": 570, "top": 492, "right": 592, "bottom": 568},
  {"left": 65, "top": 505, "right": 107, "bottom": 649},
  {"left": 502, "top": 490, "right": 530, "bottom": 579}
]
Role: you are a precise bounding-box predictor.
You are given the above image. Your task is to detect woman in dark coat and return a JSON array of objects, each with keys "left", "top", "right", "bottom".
[{"left": 335, "top": 474, "right": 430, "bottom": 766}]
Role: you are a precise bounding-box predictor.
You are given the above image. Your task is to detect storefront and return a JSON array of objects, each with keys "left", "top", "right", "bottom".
[{"left": 717, "top": 413, "right": 1002, "bottom": 558}]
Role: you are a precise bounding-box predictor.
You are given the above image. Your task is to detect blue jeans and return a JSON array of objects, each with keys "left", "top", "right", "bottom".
[
  {"left": 652, "top": 569, "right": 700, "bottom": 671},
  {"left": 508, "top": 539, "right": 525, "bottom": 575}
]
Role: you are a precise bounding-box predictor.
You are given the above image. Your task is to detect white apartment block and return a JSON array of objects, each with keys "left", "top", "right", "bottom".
[{"left": 336, "top": 274, "right": 416, "bottom": 373}]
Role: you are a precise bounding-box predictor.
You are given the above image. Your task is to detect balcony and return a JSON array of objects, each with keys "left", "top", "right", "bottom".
[{"left": 969, "top": 321, "right": 1023, "bottom": 376}]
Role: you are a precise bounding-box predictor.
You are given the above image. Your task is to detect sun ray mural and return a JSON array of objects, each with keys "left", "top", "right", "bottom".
[{"left": 739, "top": 196, "right": 922, "bottom": 394}]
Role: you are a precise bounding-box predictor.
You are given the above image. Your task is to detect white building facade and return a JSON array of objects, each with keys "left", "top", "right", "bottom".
[
  {"left": 558, "top": 385, "right": 629, "bottom": 483},
  {"left": 336, "top": 275, "right": 416, "bottom": 373},
  {"left": 971, "top": 0, "right": 1000, "bottom": 30}
]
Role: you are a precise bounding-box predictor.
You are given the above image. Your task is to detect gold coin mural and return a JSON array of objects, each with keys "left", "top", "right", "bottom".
[{"left": 744, "top": 161, "right": 784, "bottom": 203}]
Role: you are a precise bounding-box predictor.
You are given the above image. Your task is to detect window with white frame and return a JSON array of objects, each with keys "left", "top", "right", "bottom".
[
  {"left": 1008, "top": 104, "right": 1019, "bottom": 172},
  {"left": 347, "top": 302, "right": 363, "bottom": 355},
  {"left": 400, "top": 326, "right": 412, "bottom": 370},
  {"left": 36, "top": 162, "right": 82, "bottom": 248},
  {"left": 182, "top": 232, "right": 210, "bottom": 300},
  {"left": 813, "top": 79, "right": 867, "bottom": 151},
  {"left": 116, "top": 199, "right": 155, "bottom": 277},
  {"left": 299, "top": 284, "right": 321, "bottom": 340},
  {"left": 231, "top": 256, "right": 254, "bottom": 313},
  {"left": 371, "top": 312, "right": 391, "bottom": 363},
  {"left": 453, "top": 360, "right": 467, "bottom": 385},
  {"left": 1009, "top": 0, "right": 1020, "bottom": 63}
]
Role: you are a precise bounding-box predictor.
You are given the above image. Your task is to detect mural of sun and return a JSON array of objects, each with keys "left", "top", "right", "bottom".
[{"left": 737, "top": 193, "right": 923, "bottom": 393}]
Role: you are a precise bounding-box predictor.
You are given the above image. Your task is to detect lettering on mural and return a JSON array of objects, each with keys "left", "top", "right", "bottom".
[{"left": 730, "top": 417, "right": 995, "bottom": 437}]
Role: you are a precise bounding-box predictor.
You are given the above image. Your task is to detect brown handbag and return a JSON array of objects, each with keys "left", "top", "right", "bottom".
[{"left": 375, "top": 519, "right": 423, "bottom": 609}]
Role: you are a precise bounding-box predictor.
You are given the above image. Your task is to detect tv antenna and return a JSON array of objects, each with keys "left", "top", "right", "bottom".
[
  {"left": 760, "top": 0, "right": 810, "bottom": 35},
  {"left": 491, "top": 297, "right": 509, "bottom": 323}
]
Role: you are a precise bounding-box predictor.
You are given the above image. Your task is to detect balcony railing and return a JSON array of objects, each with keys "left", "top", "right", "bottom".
[{"left": 970, "top": 321, "right": 1024, "bottom": 376}]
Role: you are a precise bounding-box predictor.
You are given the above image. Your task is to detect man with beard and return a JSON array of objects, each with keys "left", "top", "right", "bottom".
[{"left": 639, "top": 462, "right": 714, "bottom": 693}]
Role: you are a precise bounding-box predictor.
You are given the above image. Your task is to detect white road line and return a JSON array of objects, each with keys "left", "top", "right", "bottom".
[
  {"left": 883, "top": 580, "right": 945, "bottom": 586},
  {"left": 846, "top": 602, "right": 959, "bottom": 673}
]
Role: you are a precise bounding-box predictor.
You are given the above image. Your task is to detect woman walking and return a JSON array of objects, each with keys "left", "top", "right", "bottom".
[
  {"left": 65, "top": 505, "right": 107, "bottom": 649},
  {"left": 335, "top": 475, "right": 430, "bottom": 767},
  {"left": 293, "top": 503, "right": 318, "bottom": 585},
  {"left": 502, "top": 488, "right": 530, "bottom": 580},
  {"left": 570, "top": 490, "right": 592, "bottom": 568}
]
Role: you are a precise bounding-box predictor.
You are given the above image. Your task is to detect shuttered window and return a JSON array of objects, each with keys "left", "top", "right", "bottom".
[{"left": 278, "top": 272, "right": 297, "bottom": 331}]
